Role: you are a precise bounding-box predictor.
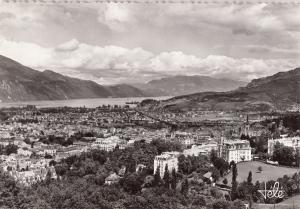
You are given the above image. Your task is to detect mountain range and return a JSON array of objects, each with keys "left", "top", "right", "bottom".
[
  {"left": 1, "top": 54, "right": 298, "bottom": 111},
  {"left": 133, "top": 76, "right": 246, "bottom": 96},
  {"left": 0, "top": 55, "right": 248, "bottom": 102},
  {"left": 0, "top": 55, "right": 148, "bottom": 102},
  {"left": 142, "top": 68, "right": 300, "bottom": 112}
]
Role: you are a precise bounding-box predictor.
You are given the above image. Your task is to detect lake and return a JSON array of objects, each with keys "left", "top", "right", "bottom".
[{"left": 0, "top": 97, "right": 171, "bottom": 108}]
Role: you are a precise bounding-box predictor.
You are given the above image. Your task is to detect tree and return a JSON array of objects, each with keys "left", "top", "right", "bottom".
[
  {"left": 211, "top": 200, "right": 231, "bottom": 209},
  {"left": 210, "top": 149, "right": 218, "bottom": 164},
  {"left": 296, "top": 148, "right": 300, "bottom": 167},
  {"left": 232, "top": 162, "right": 238, "bottom": 182},
  {"left": 54, "top": 163, "right": 68, "bottom": 176},
  {"left": 163, "top": 164, "right": 170, "bottom": 189},
  {"left": 122, "top": 173, "right": 143, "bottom": 194},
  {"left": 232, "top": 200, "right": 246, "bottom": 209},
  {"left": 212, "top": 157, "right": 230, "bottom": 177},
  {"left": 181, "top": 178, "right": 189, "bottom": 196},
  {"left": 292, "top": 172, "right": 300, "bottom": 193},
  {"left": 4, "top": 144, "right": 18, "bottom": 155},
  {"left": 231, "top": 181, "right": 238, "bottom": 201},
  {"left": 253, "top": 181, "right": 261, "bottom": 202},
  {"left": 44, "top": 153, "right": 53, "bottom": 159},
  {"left": 45, "top": 170, "right": 52, "bottom": 185},
  {"left": 257, "top": 166, "right": 262, "bottom": 173},
  {"left": 24, "top": 138, "right": 31, "bottom": 144},
  {"left": 273, "top": 142, "right": 295, "bottom": 166},
  {"left": 154, "top": 166, "right": 161, "bottom": 186},
  {"left": 210, "top": 187, "right": 223, "bottom": 199},
  {"left": 171, "top": 168, "right": 177, "bottom": 190},
  {"left": 178, "top": 155, "right": 190, "bottom": 174},
  {"left": 231, "top": 162, "right": 238, "bottom": 200},
  {"left": 49, "top": 160, "right": 57, "bottom": 167},
  {"left": 211, "top": 167, "right": 221, "bottom": 182},
  {"left": 247, "top": 171, "right": 252, "bottom": 185},
  {"left": 191, "top": 195, "right": 206, "bottom": 207}
]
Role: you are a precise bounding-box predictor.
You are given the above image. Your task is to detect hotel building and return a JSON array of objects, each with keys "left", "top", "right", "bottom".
[
  {"left": 153, "top": 151, "right": 180, "bottom": 177},
  {"left": 219, "top": 139, "right": 252, "bottom": 163}
]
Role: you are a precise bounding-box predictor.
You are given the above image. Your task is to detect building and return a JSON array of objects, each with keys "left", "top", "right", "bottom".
[
  {"left": 153, "top": 151, "right": 180, "bottom": 178},
  {"left": 171, "top": 131, "right": 194, "bottom": 146},
  {"left": 240, "top": 115, "right": 251, "bottom": 137},
  {"left": 219, "top": 139, "right": 252, "bottom": 163},
  {"left": 183, "top": 142, "right": 218, "bottom": 157},
  {"left": 105, "top": 173, "right": 121, "bottom": 185},
  {"left": 92, "top": 136, "right": 126, "bottom": 151},
  {"left": 268, "top": 136, "right": 300, "bottom": 155}
]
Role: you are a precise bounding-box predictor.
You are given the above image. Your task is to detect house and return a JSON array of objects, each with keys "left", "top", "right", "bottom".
[
  {"left": 136, "top": 164, "right": 146, "bottom": 173},
  {"left": 17, "top": 148, "right": 32, "bottom": 157},
  {"left": 105, "top": 173, "right": 121, "bottom": 185},
  {"left": 118, "top": 166, "right": 126, "bottom": 176},
  {"left": 171, "top": 131, "right": 193, "bottom": 146},
  {"left": 203, "top": 171, "right": 213, "bottom": 182}
]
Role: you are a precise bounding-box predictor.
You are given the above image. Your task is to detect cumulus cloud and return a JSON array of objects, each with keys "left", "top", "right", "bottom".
[
  {"left": 0, "top": 3, "right": 300, "bottom": 84},
  {"left": 0, "top": 36, "right": 299, "bottom": 84}
]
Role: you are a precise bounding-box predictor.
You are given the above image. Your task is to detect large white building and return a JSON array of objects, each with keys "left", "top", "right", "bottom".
[
  {"left": 92, "top": 136, "right": 126, "bottom": 152},
  {"left": 219, "top": 139, "right": 252, "bottom": 163},
  {"left": 183, "top": 142, "right": 218, "bottom": 157},
  {"left": 153, "top": 151, "right": 180, "bottom": 178},
  {"left": 268, "top": 136, "right": 300, "bottom": 155}
]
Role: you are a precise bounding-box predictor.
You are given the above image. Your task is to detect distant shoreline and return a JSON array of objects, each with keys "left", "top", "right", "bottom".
[{"left": 0, "top": 96, "right": 171, "bottom": 109}]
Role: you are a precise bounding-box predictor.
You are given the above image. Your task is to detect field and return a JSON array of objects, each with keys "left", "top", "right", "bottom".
[
  {"left": 220, "top": 161, "right": 299, "bottom": 185},
  {"left": 254, "top": 203, "right": 300, "bottom": 209},
  {"left": 254, "top": 196, "right": 300, "bottom": 209},
  {"left": 279, "top": 194, "right": 300, "bottom": 206}
]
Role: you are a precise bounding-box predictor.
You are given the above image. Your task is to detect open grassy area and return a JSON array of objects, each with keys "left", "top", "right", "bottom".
[
  {"left": 253, "top": 196, "right": 300, "bottom": 209},
  {"left": 220, "top": 161, "right": 299, "bottom": 185},
  {"left": 279, "top": 194, "right": 300, "bottom": 206},
  {"left": 254, "top": 203, "right": 300, "bottom": 209}
]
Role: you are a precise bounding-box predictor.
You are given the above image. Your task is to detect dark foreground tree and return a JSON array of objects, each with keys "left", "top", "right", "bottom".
[{"left": 163, "top": 164, "right": 170, "bottom": 189}]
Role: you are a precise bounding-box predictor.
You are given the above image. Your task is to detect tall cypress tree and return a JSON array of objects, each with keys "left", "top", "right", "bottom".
[
  {"left": 171, "top": 168, "right": 177, "bottom": 190},
  {"left": 163, "top": 164, "right": 170, "bottom": 188},
  {"left": 154, "top": 165, "right": 161, "bottom": 186},
  {"left": 247, "top": 171, "right": 252, "bottom": 185},
  {"left": 231, "top": 162, "right": 238, "bottom": 200}
]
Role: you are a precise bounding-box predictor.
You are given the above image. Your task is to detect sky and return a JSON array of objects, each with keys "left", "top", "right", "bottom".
[{"left": 0, "top": 2, "right": 300, "bottom": 85}]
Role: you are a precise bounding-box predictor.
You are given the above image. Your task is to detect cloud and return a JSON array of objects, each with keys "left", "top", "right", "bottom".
[
  {"left": 0, "top": 37, "right": 299, "bottom": 84},
  {"left": 0, "top": 36, "right": 52, "bottom": 68},
  {"left": 1, "top": 3, "right": 299, "bottom": 60},
  {"left": 56, "top": 39, "right": 80, "bottom": 52},
  {"left": 0, "top": 4, "right": 300, "bottom": 84},
  {"left": 149, "top": 53, "right": 299, "bottom": 81},
  {"left": 97, "top": 3, "right": 136, "bottom": 32},
  {"left": 0, "top": 4, "right": 44, "bottom": 29}
]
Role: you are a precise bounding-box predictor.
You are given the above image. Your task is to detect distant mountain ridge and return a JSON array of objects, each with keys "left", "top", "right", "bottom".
[
  {"left": 0, "top": 55, "right": 147, "bottom": 102},
  {"left": 133, "top": 75, "right": 246, "bottom": 96},
  {"left": 142, "top": 68, "right": 300, "bottom": 112}
]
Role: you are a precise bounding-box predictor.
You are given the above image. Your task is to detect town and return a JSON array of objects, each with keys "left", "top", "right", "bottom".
[{"left": 0, "top": 103, "right": 299, "bottom": 209}]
